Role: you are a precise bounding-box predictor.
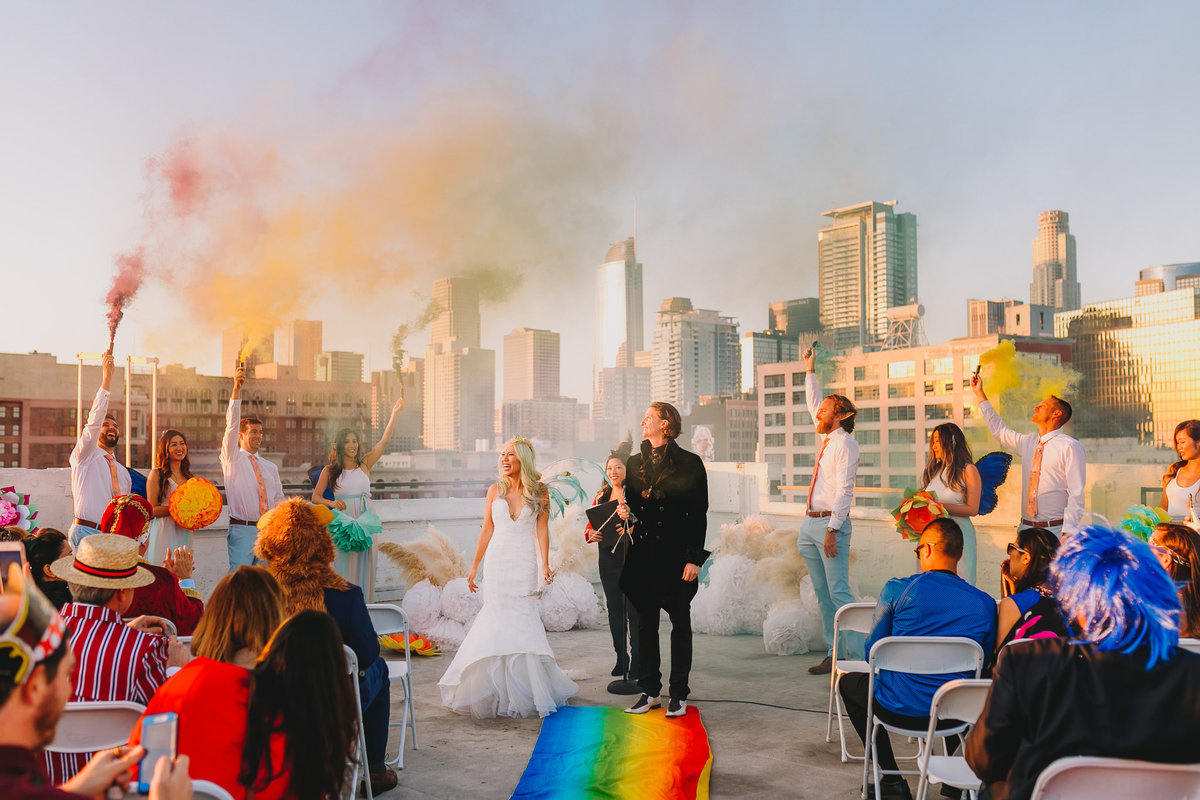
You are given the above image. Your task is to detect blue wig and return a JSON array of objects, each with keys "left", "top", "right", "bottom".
[{"left": 1049, "top": 525, "right": 1181, "bottom": 669}]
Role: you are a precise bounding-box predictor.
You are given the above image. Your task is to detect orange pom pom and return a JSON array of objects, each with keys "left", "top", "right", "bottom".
[{"left": 168, "top": 477, "right": 223, "bottom": 530}]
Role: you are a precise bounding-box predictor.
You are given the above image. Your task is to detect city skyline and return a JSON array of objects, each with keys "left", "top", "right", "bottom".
[{"left": 6, "top": 4, "right": 1200, "bottom": 404}]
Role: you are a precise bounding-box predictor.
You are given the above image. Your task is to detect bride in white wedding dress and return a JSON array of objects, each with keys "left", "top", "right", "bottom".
[{"left": 438, "top": 437, "right": 578, "bottom": 718}]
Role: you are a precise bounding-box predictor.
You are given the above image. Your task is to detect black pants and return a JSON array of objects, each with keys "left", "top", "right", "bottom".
[
  {"left": 635, "top": 586, "right": 694, "bottom": 700},
  {"left": 598, "top": 543, "right": 640, "bottom": 677},
  {"left": 839, "top": 672, "right": 960, "bottom": 775}
]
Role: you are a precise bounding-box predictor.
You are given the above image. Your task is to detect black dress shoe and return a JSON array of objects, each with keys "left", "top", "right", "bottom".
[
  {"left": 612, "top": 654, "right": 630, "bottom": 677},
  {"left": 865, "top": 778, "right": 913, "bottom": 800}
]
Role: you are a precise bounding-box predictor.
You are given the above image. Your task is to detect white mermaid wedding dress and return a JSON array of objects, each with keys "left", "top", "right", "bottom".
[{"left": 437, "top": 498, "right": 578, "bottom": 718}]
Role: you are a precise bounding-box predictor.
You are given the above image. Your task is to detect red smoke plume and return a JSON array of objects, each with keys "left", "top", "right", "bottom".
[{"left": 105, "top": 248, "right": 146, "bottom": 345}]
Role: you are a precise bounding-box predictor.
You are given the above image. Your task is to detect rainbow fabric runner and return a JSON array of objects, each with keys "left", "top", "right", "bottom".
[{"left": 511, "top": 705, "right": 713, "bottom": 799}]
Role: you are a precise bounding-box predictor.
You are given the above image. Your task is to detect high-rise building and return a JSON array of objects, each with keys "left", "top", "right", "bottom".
[
  {"left": 818, "top": 201, "right": 918, "bottom": 350},
  {"left": 740, "top": 331, "right": 800, "bottom": 394},
  {"left": 967, "top": 299, "right": 1056, "bottom": 338},
  {"left": 370, "top": 359, "right": 423, "bottom": 452},
  {"left": 650, "top": 297, "right": 740, "bottom": 414},
  {"left": 1030, "top": 210, "right": 1081, "bottom": 311},
  {"left": 594, "top": 237, "right": 644, "bottom": 395},
  {"left": 768, "top": 298, "right": 821, "bottom": 338},
  {"left": 423, "top": 277, "right": 496, "bottom": 452},
  {"left": 503, "top": 328, "right": 560, "bottom": 403},
  {"left": 501, "top": 398, "right": 580, "bottom": 454},
  {"left": 221, "top": 327, "right": 274, "bottom": 378},
  {"left": 683, "top": 394, "right": 758, "bottom": 462},
  {"left": 315, "top": 351, "right": 364, "bottom": 383},
  {"left": 288, "top": 320, "right": 323, "bottom": 381},
  {"left": 1135, "top": 262, "right": 1200, "bottom": 296},
  {"left": 1056, "top": 283, "right": 1200, "bottom": 446}
]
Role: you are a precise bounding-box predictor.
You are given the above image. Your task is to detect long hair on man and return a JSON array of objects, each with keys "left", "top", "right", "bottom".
[{"left": 1048, "top": 526, "right": 1182, "bottom": 669}]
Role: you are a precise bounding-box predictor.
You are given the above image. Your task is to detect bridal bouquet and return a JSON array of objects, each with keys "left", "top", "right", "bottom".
[{"left": 891, "top": 489, "right": 949, "bottom": 541}]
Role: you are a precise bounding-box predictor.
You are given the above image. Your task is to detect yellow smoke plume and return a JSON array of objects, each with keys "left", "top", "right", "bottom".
[{"left": 976, "top": 340, "right": 1080, "bottom": 433}]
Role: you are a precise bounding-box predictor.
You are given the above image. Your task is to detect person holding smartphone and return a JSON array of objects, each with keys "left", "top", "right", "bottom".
[{"left": 0, "top": 566, "right": 193, "bottom": 800}]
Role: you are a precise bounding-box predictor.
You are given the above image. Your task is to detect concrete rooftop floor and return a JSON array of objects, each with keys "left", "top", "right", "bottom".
[{"left": 378, "top": 625, "right": 869, "bottom": 799}]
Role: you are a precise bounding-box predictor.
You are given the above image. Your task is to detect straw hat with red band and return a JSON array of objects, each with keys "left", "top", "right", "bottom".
[
  {"left": 49, "top": 534, "right": 154, "bottom": 590},
  {"left": 101, "top": 494, "right": 154, "bottom": 544}
]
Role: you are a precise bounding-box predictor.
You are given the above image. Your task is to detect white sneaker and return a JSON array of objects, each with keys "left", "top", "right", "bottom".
[
  {"left": 665, "top": 697, "right": 688, "bottom": 717},
  {"left": 624, "top": 694, "right": 661, "bottom": 714}
]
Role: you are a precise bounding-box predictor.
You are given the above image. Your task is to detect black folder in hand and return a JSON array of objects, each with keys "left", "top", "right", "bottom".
[{"left": 585, "top": 500, "right": 623, "bottom": 539}]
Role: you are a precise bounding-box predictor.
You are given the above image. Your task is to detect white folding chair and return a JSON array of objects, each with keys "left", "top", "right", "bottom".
[
  {"left": 192, "top": 780, "right": 236, "bottom": 800},
  {"left": 826, "top": 601, "right": 877, "bottom": 762},
  {"left": 46, "top": 700, "right": 146, "bottom": 754},
  {"left": 343, "top": 645, "right": 373, "bottom": 800},
  {"left": 915, "top": 679, "right": 992, "bottom": 800},
  {"left": 1177, "top": 637, "right": 1200, "bottom": 654},
  {"left": 861, "top": 636, "right": 985, "bottom": 800},
  {"left": 367, "top": 602, "right": 418, "bottom": 769},
  {"left": 1030, "top": 756, "right": 1200, "bottom": 799}
]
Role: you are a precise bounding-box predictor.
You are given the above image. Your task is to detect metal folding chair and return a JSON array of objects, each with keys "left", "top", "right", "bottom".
[
  {"left": 367, "top": 602, "right": 418, "bottom": 769},
  {"left": 915, "top": 678, "right": 992, "bottom": 800},
  {"left": 1030, "top": 756, "right": 1200, "bottom": 799},
  {"left": 46, "top": 700, "right": 146, "bottom": 755},
  {"left": 826, "top": 601, "right": 878, "bottom": 762},
  {"left": 343, "top": 645, "right": 373, "bottom": 800}
]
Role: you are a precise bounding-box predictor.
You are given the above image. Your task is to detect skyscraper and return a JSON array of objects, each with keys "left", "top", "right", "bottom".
[
  {"left": 314, "top": 351, "right": 364, "bottom": 383},
  {"left": 593, "top": 237, "right": 644, "bottom": 386},
  {"left": 1030, "top": 210, "right": 1081, "bottom": 311},
  {"left": 740, "top": 330, "right": 799, "bottom": 393},
  {"left": 503, "top": 328, "right": 560, "bottom": 403},
  {"left": 817, "top": 201, "right": 917, "bottom": 350},
  {"left": 650, "top": 297, "right": 740, "bottom": 414},
  {"left": 370, "top": 359, "right": 423, "bottom": 451},
  {"left": 288, "top": 320, "right": 323, "bottom": 381},
  {"left": 423, "top": 277, "right": 496, "bottom": 452},
  {"left": 768, "top": 298, "right": 821, "bottom": 338}
]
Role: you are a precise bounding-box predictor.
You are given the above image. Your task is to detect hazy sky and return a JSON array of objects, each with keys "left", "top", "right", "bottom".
[{"left": 4, "top": 2, "right": 1200, "bottom": 402}]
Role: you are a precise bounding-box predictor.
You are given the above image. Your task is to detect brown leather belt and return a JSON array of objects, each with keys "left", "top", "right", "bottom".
[
  {"left": 1021, "top": 518, "right": 1063, "bottom": 528},
  {"left": 229, "top": 517, "right": 259, "bottom": 526},
  {"left": 73, "top": 518, "right": 100, "bottom": 529},
  {"left": 806, "top": 510, "right": 832, "bottom": 518}
]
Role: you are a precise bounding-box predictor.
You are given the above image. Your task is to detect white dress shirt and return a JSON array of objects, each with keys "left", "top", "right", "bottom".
[
  {"left": 805, "top": 372, "right": 859, "bottom": 529},
  {"left": 220, "top": 398, "right": 284, "bottom": 520},
  {"left": 979, "top": 400, "right": 1086, "bottom": 535},
  {"left": 70, "top": 388, "right": 131, "bottom": 520}
]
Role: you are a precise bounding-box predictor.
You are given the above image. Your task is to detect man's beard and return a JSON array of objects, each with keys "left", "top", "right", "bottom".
[
  {"left": 101, "top": 432, "right": 120, "bottom": 448},
  {"left": 33, "top": 691, "right": 63, "bottom": 749}
]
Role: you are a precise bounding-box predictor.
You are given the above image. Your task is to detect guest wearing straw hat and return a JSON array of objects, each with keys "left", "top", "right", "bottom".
[
  {"left": 42, "top": 534, "right": 190, "bottom": 785},
  {"left": 100, "top": 494, "right": 204, "bottom": 636}
]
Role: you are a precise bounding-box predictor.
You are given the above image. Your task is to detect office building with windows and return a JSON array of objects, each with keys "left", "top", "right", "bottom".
[
  {"left": 740, "top": 330, "right": 800, "bottom": 394},
  {"left": 423, "top": 277, "right": 496, "bottom": 452},
  {"left": 968, "top": 299, "right": 1056, "bottom": 338},
  {"left": 650, "top": 297, "right": 740, "bottom": 415},
  {"left": 1030, "top": 210, "right": 1081, "bottom": 311}
]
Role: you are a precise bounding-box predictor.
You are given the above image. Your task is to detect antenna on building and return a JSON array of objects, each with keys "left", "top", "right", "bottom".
[{"left": 882, "top": 301, "right": 927, "bottom": 350}]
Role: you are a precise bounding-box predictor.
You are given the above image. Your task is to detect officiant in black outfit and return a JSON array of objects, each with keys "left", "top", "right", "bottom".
[{"left": 618, "top": 401, "right": 710, "bottom": 718}]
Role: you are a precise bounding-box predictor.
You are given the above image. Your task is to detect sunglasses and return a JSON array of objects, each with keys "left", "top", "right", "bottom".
[
  {"left": 913, "top": 541, "right": 939, "bottom": 557},
  {"left": 1150, "top": 543, "right": 1188, "bottom": 568},
  {"left": 1007, "top": 543, "right": 1028, "bottom": 557}
]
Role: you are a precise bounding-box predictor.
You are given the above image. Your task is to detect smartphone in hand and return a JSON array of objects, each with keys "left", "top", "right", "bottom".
[
  {"left": 0, "top": 541, "right": 27, "bottom": 590},
  {"left": 137, "top": 712, "right": 178, "bottom": 793}
]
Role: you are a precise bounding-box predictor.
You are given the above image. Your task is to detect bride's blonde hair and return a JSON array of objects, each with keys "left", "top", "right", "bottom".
[{"left": 498, "top": 436, "right": 545, "bottom": 515}]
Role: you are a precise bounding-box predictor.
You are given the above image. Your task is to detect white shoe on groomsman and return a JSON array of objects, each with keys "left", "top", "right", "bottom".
[
  {"left": 665, "top": 697, "right": 688, "bottom": 717},
  {"left": 625, "top": 694, "right": 661, "bottom": 714}
]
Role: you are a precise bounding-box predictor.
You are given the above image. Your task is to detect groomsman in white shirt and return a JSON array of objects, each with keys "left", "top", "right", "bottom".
[
  {"left": 220, "top": 363, "right": 284, "bottom": 569},
  {"left": 68, "top": 350, "right": 131, "bottom": 550},
  {"left": 971, "top": 374, "right": 1085, "bottom": 538},
  {"left": 799, "top": 345, "right": 860, "bottom": 675}
]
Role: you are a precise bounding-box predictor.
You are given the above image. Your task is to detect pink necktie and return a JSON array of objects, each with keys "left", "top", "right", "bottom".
[
  {"left": 1025, "top": 440, "right": 1045, "bottom": 519},
  {"left": 104, "top": 454, "right": 120, "bottom": 498},
  {"left": 249, "top": 454, "right": 268, "bottom": 514}
]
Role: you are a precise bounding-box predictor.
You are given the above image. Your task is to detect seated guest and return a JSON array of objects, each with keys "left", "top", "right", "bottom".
[
  {"left": 1149, "top": 523, "right": 1200, "bottom": 638},
  {"left": 24, "top": 529, "right": 74, "bottom": 609},
  {"left": 995, "top": 527, "right": 1067, "bottom": 654},
  {"left": 129, "top": 566, "right": 285, "bottom": 798},
  {"left": 966, "top": 526, "right": 1200, "bottom": 800},
  {"left": 840, "top": 518, "right": 998, "bottom": 800},
  {"left": 241, "top": 610, "right": 359, "bottom": 800},
  {"left": 99, "top": 494, "right": 203, "bottom": 635},
  {"left": 0, "top": 565, "right": 192, "bottom": 800},
  {"left": 255, "top": 498, "right": 397, "bottom": 795},
  {"left": 42, "top": 535, "right": 189, "bottom": 784},
  {"left": 0, "top": 526, "right": 27, "bottom": 541}
]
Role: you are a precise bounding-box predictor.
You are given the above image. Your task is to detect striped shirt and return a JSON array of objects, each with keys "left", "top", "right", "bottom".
[{"left": 43, "top": 603, "right": 168, "bottom": 785}]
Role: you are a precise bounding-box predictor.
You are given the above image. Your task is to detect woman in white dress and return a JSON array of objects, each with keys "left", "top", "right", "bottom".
[
  {"left": 438, "top": 437, "right": 578, "bottom": 718},
  {"left": 1159, "top": 420, "right": 1200, "bottom": 525},
  {"left": 921, "top": 422, "right": 982, "bottom": 585},
  {"left": 146, "top": 428, "right": 194, "bottom": 566},
  {"left": 311, "top": 397, "right": 404, "bottom": 600}
]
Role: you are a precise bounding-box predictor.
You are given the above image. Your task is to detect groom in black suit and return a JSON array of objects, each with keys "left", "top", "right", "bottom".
[{"left": 618, "top": 402, "right": 710, "bottom": 718}]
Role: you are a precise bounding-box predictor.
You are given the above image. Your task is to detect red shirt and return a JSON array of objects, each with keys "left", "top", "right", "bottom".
[
  {"left": 126, "top": 562, "right": 204, "bottom": 636},
  {"left": 128, "top": 658, "right": 290, "bottom": 800},
  {"left": 0, "top": 746, "right": 85, "bottom": 800},
  {"left": 44, "top": 603, "right": 168, "bottom": 785}
]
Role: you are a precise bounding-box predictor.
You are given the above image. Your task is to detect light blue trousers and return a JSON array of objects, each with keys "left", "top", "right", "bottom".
[
  {"left": 796, "top": 516, "right": 855, "bottom": 656},
  {"left": 227, "top": 522, "right": 261, "bottom": 571}
]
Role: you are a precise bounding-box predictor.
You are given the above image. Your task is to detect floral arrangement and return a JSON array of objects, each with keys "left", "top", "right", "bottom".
[
  {"left": 169, "top": 477, "right": 223, "bottom": 530},
  {"left": 0, "top": 486, "right": 39, "bottom": 533},
  {"left": 891, "top": 489, "right": 949, "bottom": 541},
  {"left": 1119, "top": 504, "right": 1171, "bottom": 541}
]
